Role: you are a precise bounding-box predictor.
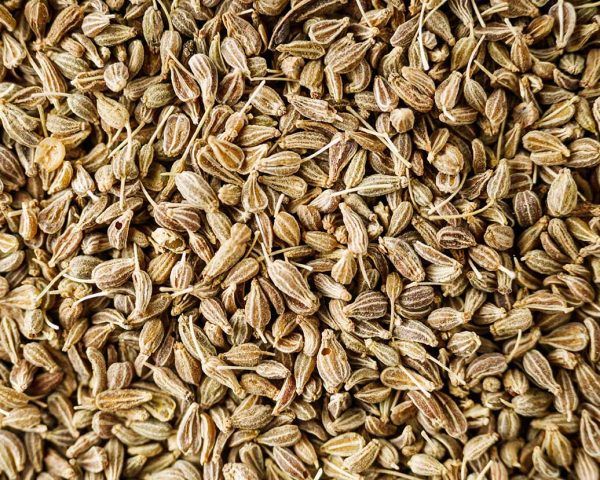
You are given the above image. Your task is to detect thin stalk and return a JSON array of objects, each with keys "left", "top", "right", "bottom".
[
  {"left": 180, "top": 104, "right": 212, "bottom": 164},
  {"left": 290, "top": 260, "right": 313, "bottom": 272},
  {"left": 242, "top": 80, "right": 267, "bottom": 113},
  {"left": 468, "top": 258, "right": 483, "bottom": 281},
  {"left": 274, "top": 194, "right": 285, "bottom": 216},
  {"left": 417, "top": 0, "right": 430, "bottom": 71},
  {"left": 35, "top": 269, "right": 66, "bottom": 302},
  {"left": 351, "top": 108, "right": 411, "bottom": 168},
  {"left": 313, "top": 468, "right": 323, "bottom": 480},
  {"left": 481, "top": 3, "right": 508, "bottom": 16},
  {"left": 243, "top": 231, "right": 261, "bottom": 260},
  {"left": 505, "top": 329, "right": 522, "bottom": 363},
  {"left": 476, "top": 460, "right": 493, "bottom": 480},
  {"left": 106, "top": 127, "right": 123, "bottom": 150},
  {"left": 405, "top": 281, "right": 448, "bottom": 288},
  {"left": 498, "top": 264, "right": 516, "bottom": 280},
  {"left": 357, "top": 254, "right": 371, "bottom": 289},
  {"left": 355, "top": 0, "right": 374, "bottom": 28},
  {"left": 427, "top": 171, "right": 467, "bottom": 215},
  {"left": 72, "top": 291, "right": 110, "bottom": 307},
  {"left": 496, "top": 117, "right": 506, "bottom": 161},
  {"left": 426, "top": 353, "right": 465, "bottom": 385},
  {"left": 575, "top": 0, "right": 600, "bottom": 7},
  {"left": 109, "top": 121, "right": 147, "bottom": 158},
  {"left": 250, "top": 77, "right": 300, "bottom": 82},
  {"left": 300, "top": 136, "right": 341, "bottom": 162},
  {"left": 156, "top": 0, "right": 173, "bottom": 31},
  {"left": 471, "top": 0, "right": 486, "bottom": 27},
  {"left": 473, "top": 60, "right": 497, "bottom": 82},
  {"left": 119, "top": 121, "right": 133, "bottom": 210},
  {"left": 255, "top": 245, "right": 305, "bottom": 263},
  {"left": 45, "top": 317, "right": 60, "bottom": 330},
  {"left": 188, "top": 315, "right": 204, "bottom": 360},
  {"left": 401, "top": 365, "right": 431, "bottom": 398},
  {"left": 558, "top": 0, "right": 565, "bottom": 46},
  {"left": 146, "top": 105, "right": 176, "bottom": 147},
  {"left": 427, "top": 200, "right": 495, "bottom": 221},
  {"left": 38, "top": 105, "right": 48, "bottom": 137},
  {"left": 423, "top": 0, "right": 449, "bottom": 24},
  {"left": 466, "top": 34, "right": 486, "bottom": 79},
  {"left": 63, "top": 274, "right": 96, "bottom": 284}
]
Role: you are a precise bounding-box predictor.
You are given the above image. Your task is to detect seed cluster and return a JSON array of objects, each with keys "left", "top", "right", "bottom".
[{"left": 0, "top": 0, "right": 600, "bottom": 478}]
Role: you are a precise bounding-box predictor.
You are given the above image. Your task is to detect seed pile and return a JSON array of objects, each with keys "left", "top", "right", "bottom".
[{"left": 1, "top": 0, "right": 600, "bottom": 478}]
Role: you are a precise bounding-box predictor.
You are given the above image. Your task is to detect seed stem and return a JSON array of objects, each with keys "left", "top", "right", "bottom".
[
  {"left": 405, "top": 281, "right": 448, "bottom": 288},
  {"left": 498, "top": 264, "right": 516, "bottom": 280},
  {"left": 355, "top": 0, "right": 374, "bottom": 28},
  {"left": 45, "top": 317, "right": 60, "bottom": 330},
  {"left": 401, "top": 365, "right": 431, "bottom": 398},
  {"left": 72, "top": 291, "right": 110, "bottom": 307},
  {"left": 250, "top": 76, "right": 300, "bottom": 82},
  {"left": 428, "top": 200, "right": 495, "bottom": 221},
  {"left": 242, "top": 80, "right": 267, "bottom": 113},
  {"left": 468, "top": 258, "right": 483, "bottom": 280},
  {"left": 481, "top": 3, "right": 508, "bottom": 16},
  {"left": 425, "top": 353, "right": 465, "bottom": 385},
  {"left": 109, "top": 121, "right": 147, "bottom": 158},
  {"left": 255, "top": 245, "right": 304, "bottom": 262},
  {"left": 145, "top": 105, "right": 176, "bottom": 147},
  {"left": 4, "top": 209, "right": 22, "bottom": 218},
  {"left": 243, "top": 231, "right": 261, "bottom": 260},
  {"left": 139, "top": 182, "right": 158, "bottom": 208},
  {"left": 156, "top": 0, "right": 172, "bottom": 31},
  {"left": 170, "top": 285, "right": 195, "bottom": 297},
  {"left": 63, "top": 274, "right": 96, "bottom": 284},
  {"left": 166, "top": 49, "right": 193, "bottom": 76},
  {"left": 496, "top": 117, "right": 506, "bottom": 160},
  {"left": 106, "top": 127, "right": 124, "bottom": 150},
  {"left": 476, "top": 460, "right": 493, "bottom": 480},
  {"left": 505, "top": 329, "right": 523, "bottom": 363},
  {"left": 36, "top": 269, "right": 66, "bottom": 302},
  {"left": 290, "top": 260, "right": 313, "bottom": 272},
  {"left": 466, "top": 34, "right": 486, "bottom": 79},
  {"left": 313, "top": 468, "right": 323, "bottom": 480},
  {"left": 427, "top": 171, "right": 467, "bottom": 215},
  {"left": 351, "top": 108, "right": 411, "bottom": 168},
  {"left": 180, "top": 104, "right": 212, "bottom": 164},
  {"left": 417, "top": 0, "right": 430, "bottom": 71},
  {"left": 274, "top": 194, "right": 285, "bottom": 216},
  {"left": 575, "top": 0, "right": 600, "bottom": 6},
  {"left": 473, "top": 60, "right": 497, "bottom": 82},
  {"left": 300, "top": 136, "right": 341, "bottom": 162},
  {"left": 423, "top": 0, "right": 449, "bottom": 25},
  {"left": 471, "top": 0, "right": 486, "bottom": 27},
  {"left": 558, "top": 0, "right": 565, "bottom": 46},
  {"left": 357, "top": 254, "right": 371, "bottom": 288}
]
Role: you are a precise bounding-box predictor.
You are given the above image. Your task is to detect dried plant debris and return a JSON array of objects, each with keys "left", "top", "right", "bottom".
[{"left": 0, "top": 0, "right": 600, "bottom": 478}]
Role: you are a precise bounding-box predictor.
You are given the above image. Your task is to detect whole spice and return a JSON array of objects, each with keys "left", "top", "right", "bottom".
[{"left": 0, "top": 0, "right": 599, "bottom": 479}]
